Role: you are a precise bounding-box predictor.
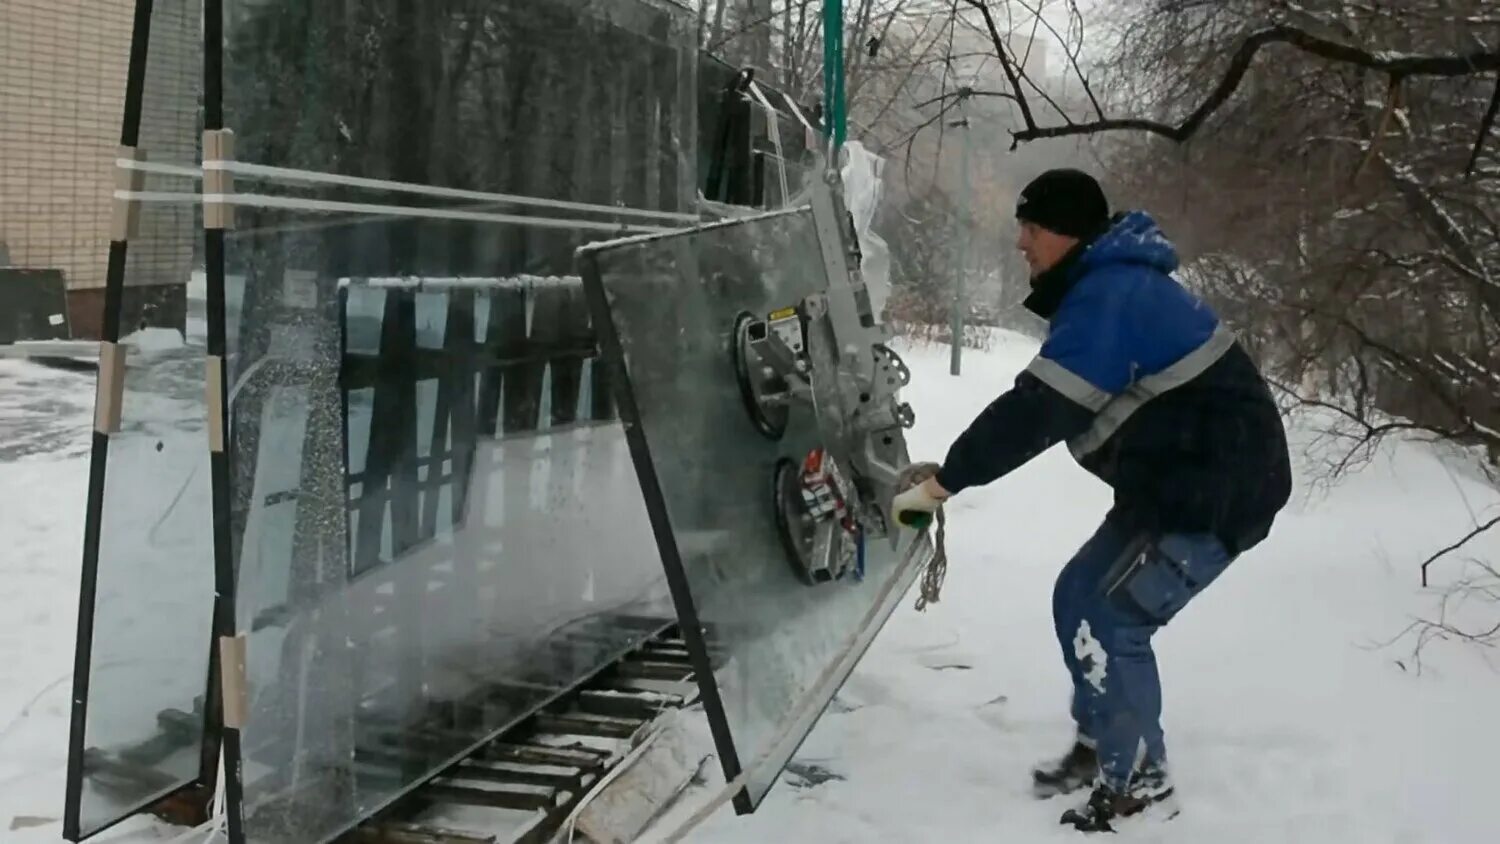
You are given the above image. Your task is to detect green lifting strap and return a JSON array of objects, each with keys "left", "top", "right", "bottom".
[{"left": 823, "top": 0, "right": 846, "bottom": 151}]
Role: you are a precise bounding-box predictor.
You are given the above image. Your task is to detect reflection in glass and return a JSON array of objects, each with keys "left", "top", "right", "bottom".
[
  {"left": 223, "top": 215, "right": 672, "bottom": 843},
  {"left": 67, "top": 1, "right": 213, "bottom": 836},
  {"left": 74, "top": 317, "right": 215, "bottom": 838},
  {"left": 580, "top": 208, "right": 932, "bottom": 809},
  {"left": 216, "top": 0, "right": 697, "bottom": 838}
]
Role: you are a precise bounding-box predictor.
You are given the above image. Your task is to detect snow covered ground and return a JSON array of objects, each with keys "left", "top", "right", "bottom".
[
  {"left": 682, "top": 331, "right": 1500, "bottom": 843},
  {"left": 3, "top": 329, "right": 1499, "bottom": 842},
  {"left": 0, "top": 358, "right": 101, "bottom": 840}
]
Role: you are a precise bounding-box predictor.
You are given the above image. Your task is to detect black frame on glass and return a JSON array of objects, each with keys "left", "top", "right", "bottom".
[
  {"left": 576, "top": 246, "right": 753, "bottom": 812},
  {"left": 63, "top": 1, "right": 224, "bottom": 839}
]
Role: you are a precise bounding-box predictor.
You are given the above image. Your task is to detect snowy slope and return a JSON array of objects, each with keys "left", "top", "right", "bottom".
[
  {"left": 682, "top": 331, "right": 1500, "bottom": 844},
  {"left": 3, "top": 331, "right": 1500, "bottom": 843}
]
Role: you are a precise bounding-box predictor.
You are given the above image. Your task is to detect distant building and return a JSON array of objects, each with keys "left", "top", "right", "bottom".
[
  {"left": 1009, "top": 32, "right": 1050, "bottom": 81},
  {"left": 0, "top": 0, "right": 198, "bottom": 337},
  {"left": 949, "top": 26, "right": 1051, "bottom": 95}
]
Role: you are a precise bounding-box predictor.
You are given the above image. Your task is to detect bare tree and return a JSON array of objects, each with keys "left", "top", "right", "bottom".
[
  {"left": 898, "top": 1, "right": 1500, "bottom": 595},
  {"left": 696, "top": 1, "right": 963, "bottom": 122},
  {"left": 941, "top": 0, "right": 1500, "bottom": 149}
]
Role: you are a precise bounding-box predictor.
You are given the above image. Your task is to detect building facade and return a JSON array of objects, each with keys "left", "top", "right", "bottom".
[{"left": 0, "top": 0, "right": 198, "bottom": 338}]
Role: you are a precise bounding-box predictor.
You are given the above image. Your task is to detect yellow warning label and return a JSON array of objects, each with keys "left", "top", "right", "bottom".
[{"left": 768, "top": 306, "right": 797, "bottom": 321}]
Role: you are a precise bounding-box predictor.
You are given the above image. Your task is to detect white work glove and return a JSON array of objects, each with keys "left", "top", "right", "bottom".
[{"left": 891, "top": 476, "right": 949, "bottom": 529}]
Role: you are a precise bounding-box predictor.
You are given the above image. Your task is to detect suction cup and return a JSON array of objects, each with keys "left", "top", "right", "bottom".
[
  {"left": 732, "top": 310, "right": 789, "bottom": 439},
  {"left": 773, "top": 457, "right": 820, "bottom": 585},
  {"left": 771, "top": 455, "right": 858, "bottom": 586}
]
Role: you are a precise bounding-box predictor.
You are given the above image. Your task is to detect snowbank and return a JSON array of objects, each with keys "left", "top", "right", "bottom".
[{"left": 119, "top": 326, "right": 186, "bottom": 354}]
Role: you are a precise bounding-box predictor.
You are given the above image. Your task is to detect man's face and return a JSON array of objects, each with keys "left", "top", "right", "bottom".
[{"left": 1017, "top": 221, "right": 1079, "bottom": 277}]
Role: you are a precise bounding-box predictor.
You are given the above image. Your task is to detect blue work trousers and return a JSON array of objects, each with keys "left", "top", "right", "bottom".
[{"left": 1053, "top": 520, "right": 1236, "bottom": 791}]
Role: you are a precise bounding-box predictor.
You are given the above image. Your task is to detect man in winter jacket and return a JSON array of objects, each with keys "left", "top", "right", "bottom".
[{"left": 892, "top": 169, "right": 1292, "bottom": 832}]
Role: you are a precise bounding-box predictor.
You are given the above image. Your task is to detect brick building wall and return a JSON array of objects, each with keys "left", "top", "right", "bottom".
[{"left": 0, "top": 0, "right": 200, "bottom": 337}]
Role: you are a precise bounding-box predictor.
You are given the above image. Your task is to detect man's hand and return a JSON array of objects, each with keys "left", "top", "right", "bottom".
[{"left": 892, "top": 476, "right": 950, "bottom": 529}]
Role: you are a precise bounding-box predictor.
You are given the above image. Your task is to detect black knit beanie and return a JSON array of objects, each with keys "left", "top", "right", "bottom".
[{"left": 1016, "top": 169, "right": 1110, "bottom": 239}]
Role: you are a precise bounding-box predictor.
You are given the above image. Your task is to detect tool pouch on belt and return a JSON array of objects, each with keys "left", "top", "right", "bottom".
[{"left": 1103, "top": 535, "right": 1233, "bottom": 624}]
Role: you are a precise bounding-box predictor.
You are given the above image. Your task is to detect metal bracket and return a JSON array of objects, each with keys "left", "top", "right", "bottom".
[
  {"left": 808, "top": 170, "right": 875, "bottom": 384},
  {"left": 745, "top": 316, "right": 802, "bottom": 380}
]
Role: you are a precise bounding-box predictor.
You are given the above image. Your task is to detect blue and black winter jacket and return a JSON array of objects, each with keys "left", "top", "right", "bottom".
[{"left": 935, "top": 211, "right": 1292, "bottom": 554}]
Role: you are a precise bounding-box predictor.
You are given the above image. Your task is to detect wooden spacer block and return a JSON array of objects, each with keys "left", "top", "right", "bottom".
[
  {"left": 111, "top": 146, "right": 147, "bottom": 241},
  {"left": 219, "top": 634, "right": 248, "bottom": 729},
  {"left": 203, "top": 129, "right": 236, "bottom": 230},
  {"left": 205, "top": 355, "right": 225, "bottom": 453},
  {"left": 94, "top": 341, "right": 126, "bottom": 434}
]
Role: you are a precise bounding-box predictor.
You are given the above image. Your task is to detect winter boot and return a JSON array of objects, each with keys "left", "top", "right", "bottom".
[
  {"left": 1059, "top": 760, "right": 1176, "bottom": 832},
  {"left": 1031, "top": 739, "right": 1098, "bottom": 798},
  {"left": 1128, "top": 759, "right": 1174, "bottom": 805}
]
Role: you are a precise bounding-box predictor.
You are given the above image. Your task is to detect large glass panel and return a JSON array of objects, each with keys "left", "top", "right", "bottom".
[
  {"left": 218, "top": 0, "right": 697, "bottom": 837},
  {"left": 67, "top": 1, "right": 213, "bottom": 838},
  {"left": 223, "top": 0, "right": 696, "bottom": 220},
  {"left": 224, "top": 207, "right": 673, "bottom": 844},
  {"left": 579, "top": 207, "right": 934, "bottom": 809},
  {"left": 72, "top": 265, "right": 213, "bottom": 838}
]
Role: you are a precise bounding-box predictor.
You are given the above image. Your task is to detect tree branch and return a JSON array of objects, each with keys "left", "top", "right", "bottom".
[
  {"left": 959, "top": 0, "right": 1038, "bottom": 130},
  {"left": 1466, "top": 72, "right": 1500, "bottom": 177},
  {"left": 913, "top": 87, "right": 1017, "bottom": 109},
  {"left": 1008, "top": 0, "right": 1104, "bottom": 120},
  {"left": 1422, "top": 513, "right": 1500, "bottom": 588},
  {"left": 980, "top": 19, "right": 1500, "bottom": 146},
  {"left": 1352, "top": 76, "right": 1402, "bottom": 184}
]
